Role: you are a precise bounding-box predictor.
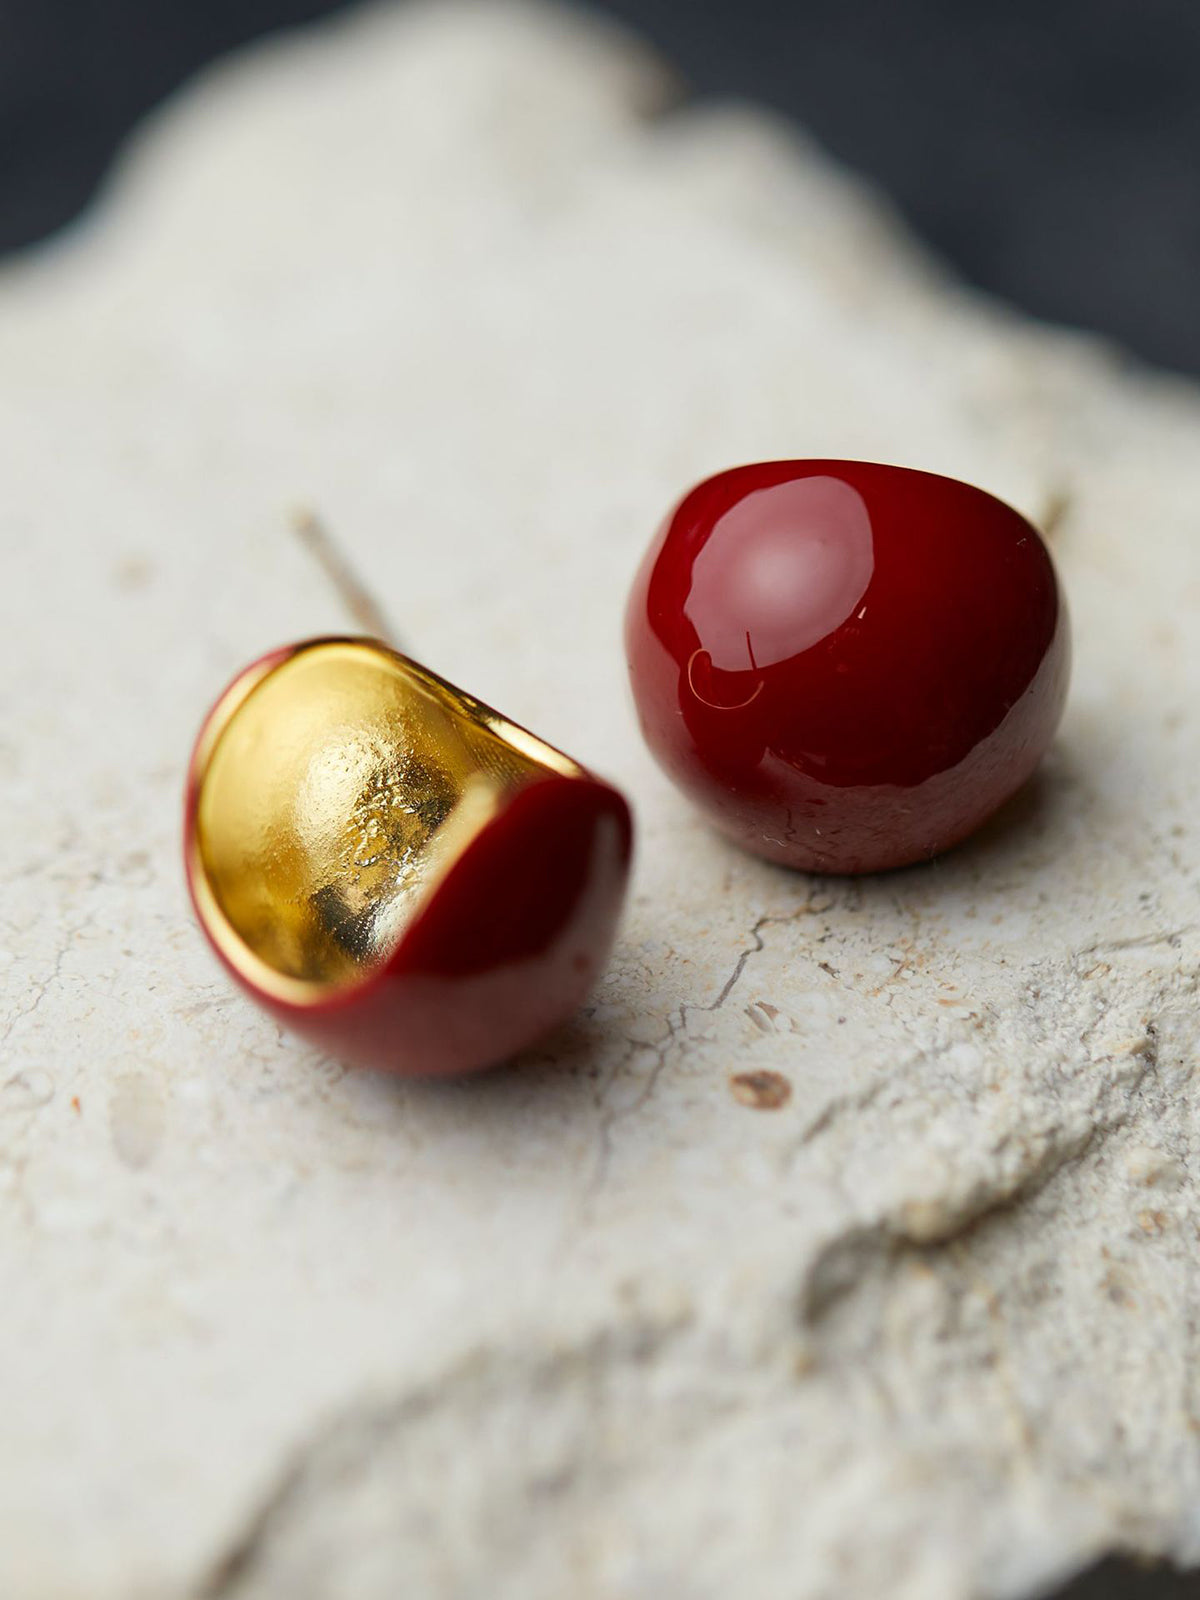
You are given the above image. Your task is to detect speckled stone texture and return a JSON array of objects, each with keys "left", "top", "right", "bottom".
[{"left": 2, "top": 4, "right": 1199, "bottom": 1597}]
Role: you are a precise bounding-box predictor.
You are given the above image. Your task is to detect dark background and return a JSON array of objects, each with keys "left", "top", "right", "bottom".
[
  {"left": 2, "top": 2, "right": 1198, "bottom": 1597},
  {"left": 3, "top": 0, "right": 1200, "bottom": 376}
]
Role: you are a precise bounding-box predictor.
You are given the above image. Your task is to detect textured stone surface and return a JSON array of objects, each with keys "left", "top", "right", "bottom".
[{"left": 2, "top": 3, "right": 1199, "bottom": 1596}]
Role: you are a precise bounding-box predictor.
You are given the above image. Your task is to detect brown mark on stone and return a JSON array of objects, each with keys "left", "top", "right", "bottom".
[
  {"left": 729, "top": 1070, "right": 792, "bottom": 1110},
  {"left": 113, "top": 554, "right": 154, "bottom": 591}
]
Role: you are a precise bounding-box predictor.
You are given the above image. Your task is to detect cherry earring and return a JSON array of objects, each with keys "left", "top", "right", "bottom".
[
  {"left": 184, "top": 637, "right": 632, "bottom": 1075},
  {"left": 625, "top": 460, "right": 1069, "bottom": 874}
]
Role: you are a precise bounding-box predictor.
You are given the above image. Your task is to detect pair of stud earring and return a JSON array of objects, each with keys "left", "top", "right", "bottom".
[{"left": 184, "top": 459, "right": 1069, "bottom": 1076}]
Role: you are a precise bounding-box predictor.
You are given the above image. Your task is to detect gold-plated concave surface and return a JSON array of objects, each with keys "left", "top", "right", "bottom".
[{"left": 190, "top": 640, "right": 581, "bottom": 1001}]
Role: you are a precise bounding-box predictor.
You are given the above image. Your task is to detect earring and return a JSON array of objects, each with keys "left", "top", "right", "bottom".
[
  {"left": 184, "top": 637, "right": 632, "bottom": 1075},
  {"left": 625, "top": 460, "right": 1069, "bottom": 874}
]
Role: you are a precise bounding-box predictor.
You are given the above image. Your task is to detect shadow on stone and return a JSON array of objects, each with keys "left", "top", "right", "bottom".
[
  {"left": 1045, "top": 1557, "right": 1199, "bottom": 1599},
  {"left": 864, "top": 739, "right": 1092, "bottom": 902},
  {"left": 954, "top": 754, "right": 1078, "bottom": 861}
]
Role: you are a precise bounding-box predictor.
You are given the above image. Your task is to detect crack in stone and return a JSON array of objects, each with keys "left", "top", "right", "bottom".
[
  {"left": 0, "top": 927, "right": 81, "bottom": 1060},
  {"left": 1079, "top": 926, "right": 1196, "bottom": 957},
  {"left": 676, "top": 901, "right": 835, "bottom": 1042},
  {"left": 570, "top": 1025, "right": 675, "bottom": 1231},
  {"left": 579, "top": 904, "right": 828, "bottom": 1217}
]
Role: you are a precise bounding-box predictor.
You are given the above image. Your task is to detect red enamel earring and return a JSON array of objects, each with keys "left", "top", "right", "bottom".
[
  {"left": 184, "top": 637, "right": 632, "bottom": 1075},
  {"left": 626, "top": 460, "right": 1070, "bottom": 874}
]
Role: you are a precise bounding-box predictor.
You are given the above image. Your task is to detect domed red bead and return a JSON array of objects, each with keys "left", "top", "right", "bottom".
[{"left": 625, "top": 460, "right": 1070, "bottom": 874}]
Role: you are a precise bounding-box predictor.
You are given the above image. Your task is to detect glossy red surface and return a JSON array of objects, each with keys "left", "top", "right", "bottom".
[
  {"left": 248, "top": 775, "right": 631, "bottom": 1077},
  {"left": 626, "top": 460, "right": 1070, "bottom": 873},
  {"left": 184, "top": 648, "right": 633, "bottom": 1076}
]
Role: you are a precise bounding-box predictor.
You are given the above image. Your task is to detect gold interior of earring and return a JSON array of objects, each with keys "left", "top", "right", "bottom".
[{"left": 189, "top": 639, "right": 581, "bottom": 1002}]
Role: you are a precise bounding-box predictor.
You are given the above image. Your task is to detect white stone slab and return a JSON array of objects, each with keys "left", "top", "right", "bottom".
[{"left": 2, "top": 3, "right": 1199, "bottom": 1596}]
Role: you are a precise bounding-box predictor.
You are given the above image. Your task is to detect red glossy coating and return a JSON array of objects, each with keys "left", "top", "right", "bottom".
[
  {"left": 626, "top": 461, "right": 1070, "bottom": 873},
  {"left": 184, "top": 649, "right": 633, "bottom": 1076}
]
